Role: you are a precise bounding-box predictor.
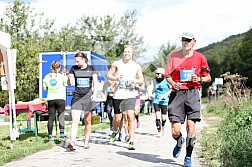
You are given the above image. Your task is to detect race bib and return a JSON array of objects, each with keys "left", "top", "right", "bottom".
[
  {"left": 118, "top": 81, "right": 126, "bottom": 88},
  {"left": 76, "top": 78, "right": 90, "bottom": 87},
  {"left": 180, "top": 69, "right": 195, "bottom": 81}
]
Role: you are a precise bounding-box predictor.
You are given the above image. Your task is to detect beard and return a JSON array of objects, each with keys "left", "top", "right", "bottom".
[{"left": 156, "top": 77, "right": 164, "bottom": 83}]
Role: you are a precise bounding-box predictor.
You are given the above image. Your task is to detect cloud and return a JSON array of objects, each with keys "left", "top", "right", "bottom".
[{"left": 32, "top": 0, "right": 129, "bottom": 29}]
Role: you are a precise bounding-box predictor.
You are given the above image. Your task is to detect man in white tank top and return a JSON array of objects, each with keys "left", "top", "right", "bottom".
[{"left": 107, "top": 45, "right": 144, "bottom": 150}]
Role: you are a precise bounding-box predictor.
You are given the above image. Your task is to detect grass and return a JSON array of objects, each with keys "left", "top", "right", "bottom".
[{"left": 0, "top": 113, "right": 110, "bottom": 166}]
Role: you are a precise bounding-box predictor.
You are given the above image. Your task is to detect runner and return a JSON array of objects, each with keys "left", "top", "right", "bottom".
[
  {"left": 165, "top": 32, "right": 211, "bottom": 167},
  {"left": 107, "top": 45, "right": 144, "bottom": 150},
  {"left": 66, "top": 52, "right": 98, "bottom": 151},
  {"left": 152, "top": 68, "right": 171, "bottom": 137},
  {"left": 134, "top": 84, "right": 145, "bottom": 128}
]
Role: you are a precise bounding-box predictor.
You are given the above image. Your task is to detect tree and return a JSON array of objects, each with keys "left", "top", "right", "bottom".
[
  {"left": 0, "top": 0, "right": 56, "bottom": 105},
  {"left": 237, "top": 27, "right": 252, "bottom": 88}
]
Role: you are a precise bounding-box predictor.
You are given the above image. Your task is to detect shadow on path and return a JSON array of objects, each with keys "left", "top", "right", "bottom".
[{"left": 116, "top": 151, "right": 183, "bottom": 167}]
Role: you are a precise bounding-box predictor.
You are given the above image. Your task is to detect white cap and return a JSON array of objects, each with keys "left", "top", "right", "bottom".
[
  {"left": 155, "top": 68, "right": 165, "bottom": 75},
  {"left": 180, "top": 32, "right": 196, "bottom": 40}
]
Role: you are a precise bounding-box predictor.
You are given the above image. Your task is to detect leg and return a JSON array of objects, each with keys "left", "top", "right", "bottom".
[
  {"left": 84, "top": 111, "right": 92, "bottom": 146},
  {"left": 123, "top": 113, "right": 129, "bottom": 141},
  {"left": 57, "top": 100, "right": 66, "bottom": 136},
  {"left": 172, "top": 121, "right": 185, "bottom": 158},
  {"left": 70, "top": 110, "right": 82, "bottom": 143},
  {"left": 127, "top": 110, "right": 135, "bottom": 150},
  {"left": 47, "top": 100, "right": 56, "bottom": 137},
  {"left": 185, "top": 120, "right": 196, "bottom": 157}
]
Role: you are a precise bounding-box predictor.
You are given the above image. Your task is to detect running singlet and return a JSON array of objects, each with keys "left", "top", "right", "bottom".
[
  {"left": 165, "top": 50, "right": 210, "bottom": 89},
  {"left": 113, "top": 60, "right": 139, "bottom": 99},
  {"left": 152, "top": 79, "right": 171, "bottom": 105},
  {"left": 69, "top": 65, "right": 96, "bottom": 96}
]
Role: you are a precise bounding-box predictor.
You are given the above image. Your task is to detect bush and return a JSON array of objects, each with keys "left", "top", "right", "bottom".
[{"left": 218, "top": 102, "right": 252, "bottom": 167}]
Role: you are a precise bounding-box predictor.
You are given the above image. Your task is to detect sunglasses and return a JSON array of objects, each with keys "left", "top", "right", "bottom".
[
  {"left": 181, "top": 38, "right": 192, "bottom": 42},
  {"left": 156, "top": 73, "right": 162, "bottom": 75}
]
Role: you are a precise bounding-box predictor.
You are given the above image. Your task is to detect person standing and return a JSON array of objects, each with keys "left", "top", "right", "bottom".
[
  {"left": 152, "top": 68, "right": 171, "bottom": 137},
  {"left": 165, "top": 32, "right": 211, "bottom": 167},
  {"left": 66, "top": 52, "right": 98, "bottom": 151},
  {"left": 43, "top": 61, "right": 68, "bottom": 139},
  {"left": 146, "top": 81, "right": 154, "bottom": 115},
  {"left": 102, "top": 79, "right": 115, "bottom": 134},
  {"left": 107, "top": 44, "right": 144, "bottom": 150}
]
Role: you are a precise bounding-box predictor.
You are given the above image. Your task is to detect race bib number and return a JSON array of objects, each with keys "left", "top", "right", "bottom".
[
  {"left": 180, "top": 69, "right": 195, "bottom": 81},
  {"left": 76, "top": 78, "right": 90, "bottom": 87}
]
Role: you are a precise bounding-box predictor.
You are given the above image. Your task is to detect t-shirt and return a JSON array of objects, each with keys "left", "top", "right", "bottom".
[
  {"left": 114, "top": 60, "right": 139, "bottom": 99},
  {"left": 152, "top": 78, "right": 171, "bottom": 105},
  {"left": 69, "top": 65, "right": 96, "bottom": 96},
  {"left": 165, "top": 50, "right": 210, "bottom": 89},
  {"left": 43, "top": 73, "right": 68, "bottom": 100}
]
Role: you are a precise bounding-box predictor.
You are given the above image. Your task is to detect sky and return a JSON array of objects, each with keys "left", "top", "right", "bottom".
[{"left": 1, "top": 0, "right": 252, "bottom": 62}]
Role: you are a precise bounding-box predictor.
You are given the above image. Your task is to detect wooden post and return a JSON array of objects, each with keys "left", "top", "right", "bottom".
[{"left": 0, "top": 31, "right": 17, "bottom": 149}]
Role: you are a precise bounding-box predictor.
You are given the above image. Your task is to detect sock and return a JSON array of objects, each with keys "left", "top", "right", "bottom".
[
  {"left": 186, "top": 136, "right": 196, "bottom": 157},
  {"left": 135, "top": 114, "right": 139, "bottom": 122},
  {"left": 161, "top": 119, "right": 166, "bottom": 127},
  {"left": 156, "top": 119, "right": 161, "bottom": 131},
  {"left": 173, "top": 133, "right": 183, "bottom": 146}
]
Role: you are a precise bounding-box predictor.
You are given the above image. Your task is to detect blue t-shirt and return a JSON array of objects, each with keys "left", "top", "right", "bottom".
[{"left": 152, "top": 78, "right": 171, "bottom": 105}]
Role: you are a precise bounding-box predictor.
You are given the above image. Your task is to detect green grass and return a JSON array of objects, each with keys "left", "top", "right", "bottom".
[{"left": 0, "top": 113, "right": 110, "bottom": 166}]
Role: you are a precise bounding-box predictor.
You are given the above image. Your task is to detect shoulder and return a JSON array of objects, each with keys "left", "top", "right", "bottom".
[
  {"left": 132, "top": 61, "right": 141, "bottom": 69},
  {"left": 170, "top": 49, "right": 182, "bottom": 57},
  {"left": 194, "top": 51, "right": 206, "bottom": 58},
  {"left": 88, "top": 65, "right": 96, "bottom": 71}
]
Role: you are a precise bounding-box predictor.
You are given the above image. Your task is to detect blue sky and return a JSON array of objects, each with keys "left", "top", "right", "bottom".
[{"left": 1, "top": 0, "right": 252, "bottom": 62}]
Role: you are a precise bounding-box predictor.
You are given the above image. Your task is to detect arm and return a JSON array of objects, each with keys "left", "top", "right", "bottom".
[
  {"left": 107, "top": 61, "right": 120, "bottom": 81},
  {"left": 166, "top": 77, "right": 181, "bottom": 90},
  {"left": 134, "top": 64, "right": 144, "bottom": 85},
  {"left": 91, "top": 73, "right": 98, "bottom": 101}
]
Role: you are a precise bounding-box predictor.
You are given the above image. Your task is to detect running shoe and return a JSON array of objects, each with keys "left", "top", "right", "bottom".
[
  {"left": 48, "top": 134, "right": 54, "bottom": 140},
  {"left": 128, "top": 142, "right": 135, "bottom": 150},
  {"left": 173, "top": 137, "right": 185, "bottom": 158},
  {"left": 125, "top": 134, "right": 130, "bottom": 142},
  {"left": 109, "top": 132, "right": 117, "bottom": 142},
  {"left": 117, "top": 132, "right": 122, "bottom": 141},
  {"left": 136, "top": 121, "right": 140, "bottom": 128},
  {"left": 184, "top": 157, "right": 192, "bottom": 167},
  {"left": 162, "top": 126, "right": 165, "bottom": 135},
  {"left": 84, "top": 143, "right": 90, "bottom": 149},
  {"left": 60, "top": 133, "right": 65, "bottom": 138},
  {"left": 156, "top": 131, "right": 162, "bottom": 138},
  {"left": 67, "top": 143, "right": 76, "bottom": 151}
]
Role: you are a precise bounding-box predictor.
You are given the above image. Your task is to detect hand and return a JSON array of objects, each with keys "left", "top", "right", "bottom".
[
  {"left": 117, "top": 74, "right": 123, "bottom": 81},
  {"left": 191, "top": 74, "right": 199, "bottom": 82},
  {"left": 172, "top": 82, "right": 182, "bottom": 90}
]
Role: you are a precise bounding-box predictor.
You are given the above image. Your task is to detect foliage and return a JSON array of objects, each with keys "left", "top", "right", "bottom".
[
  {"left": 0, "top": 1, "right": 145, "bottom": 106},
  {"left": 200, "top": 72, "right": 252, "bottom": 167},
  {"left": 142, "top": 42, "right": 177, "bottom": 79},
  {"left": 237, "top": 27, "right": 252, "bottom": 87}
]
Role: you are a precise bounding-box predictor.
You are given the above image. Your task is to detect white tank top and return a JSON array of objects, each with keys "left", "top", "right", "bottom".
[{"left": 114, "top": 59, "right": 138, "bottom": 99}]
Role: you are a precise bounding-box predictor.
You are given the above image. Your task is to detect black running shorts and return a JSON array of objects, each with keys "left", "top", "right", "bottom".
[{"left": 168, "top": 88, "right": 201, "bottom": 123}]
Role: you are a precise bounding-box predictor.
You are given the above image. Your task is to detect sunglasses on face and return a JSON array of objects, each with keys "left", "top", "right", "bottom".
[
  {"left": 156, "top": 73, "right": 162, "bottom": 75},
  {"left": 181, "top": 38, "right": 192, "bottom": 42}
]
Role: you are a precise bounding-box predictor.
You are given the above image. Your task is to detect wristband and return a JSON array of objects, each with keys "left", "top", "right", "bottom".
[{"left": 199, "top": 77, "right": 203, "bottom": 83}]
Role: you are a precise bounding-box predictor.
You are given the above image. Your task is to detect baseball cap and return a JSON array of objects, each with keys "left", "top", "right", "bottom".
[{"left": 181, "top": 32, "right": 196, "bottom": 40}]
